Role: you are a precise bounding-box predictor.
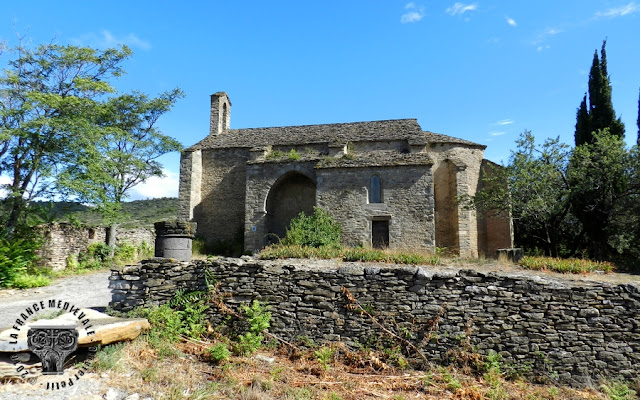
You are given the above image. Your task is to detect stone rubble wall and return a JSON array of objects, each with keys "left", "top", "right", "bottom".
[
  {"left": 109, "top": 257, "right": 640, "bottom": 386},
  {"left": 36, "top": 223, "right": 154, "bottom": 271}
]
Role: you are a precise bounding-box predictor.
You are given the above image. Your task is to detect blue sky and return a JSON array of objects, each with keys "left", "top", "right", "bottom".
[{"left": 1, "top": 1, "right": 639, "bottom": 200}]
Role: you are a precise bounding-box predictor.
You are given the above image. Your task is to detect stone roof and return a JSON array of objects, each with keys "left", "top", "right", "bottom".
[
  {"left": 316, "top": 151, "right": 433, "bottom": 169},
  {"left": 186, "top": 119, "right": 484, "bottom": 151}
]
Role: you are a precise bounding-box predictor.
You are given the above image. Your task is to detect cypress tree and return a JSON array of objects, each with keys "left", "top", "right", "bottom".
[
  {"left": 637, "top": 87, "right": 640, "bottom": 144},
  {"left": 575, "top": 95, "right": 590, "bottom": 147},
  {"left": 575, "top": 40, "right": 625, "bottom": 146}
]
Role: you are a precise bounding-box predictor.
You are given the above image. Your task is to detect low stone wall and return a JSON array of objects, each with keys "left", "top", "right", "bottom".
[
  {"left": 37, "top": 223, "right": 154, "bottom": 270},
  {"left": 109, "top": 257, "right": 640, "bottom": 385}
]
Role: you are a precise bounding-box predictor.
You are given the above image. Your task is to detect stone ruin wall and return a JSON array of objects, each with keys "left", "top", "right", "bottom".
[
  {"left": 110, "top": 257, "right": 640, "bottom": 386},
  {"left": 36, "top": 223, "right": 154, "bottom": 271}
]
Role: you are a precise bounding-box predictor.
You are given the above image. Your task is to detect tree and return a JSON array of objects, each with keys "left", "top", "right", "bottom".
[
  {"left": 574, "top": 40, "right": 625, "bottom": 146},
  {"left": 0, "top": 43, "right": 132, "bottom": 236},
  {"left": 568, "top": 129, "right": 635, "bottom": 260},
  {"left": 471, "top": 131, "right": 574, "bottom": 257},
  {"left": 637, "top": 87, "right": 640, "bottom": 144},
  {"left": 58, "top": 89, "right": 184, "bottom": 251}
]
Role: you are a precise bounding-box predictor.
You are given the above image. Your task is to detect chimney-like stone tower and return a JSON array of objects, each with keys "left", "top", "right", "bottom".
[{"left": 210, "top": 92, "right": 231, "bottom": 135}]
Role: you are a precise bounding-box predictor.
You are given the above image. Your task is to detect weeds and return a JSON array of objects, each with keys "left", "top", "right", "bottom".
[
  {"left": 519, "top": 256, "right": 614, "bottom": 274},
  {"left": 235, "top": 300, "right": 271, "bottom": 356},
  {"left": 208, "top": 342, "right": 231, "bottom": 364},
  {"left": 601, "top": 379, "right": 637, "bottom": 400},
  {"left": 92, "top": 343, "right": 126, "bottom": 372},
  {"left": 260, "top": 244, "right": 440, "bottom": 265},
  {"left": 314, "top": 346, "right": 335, "bottom": 370}
]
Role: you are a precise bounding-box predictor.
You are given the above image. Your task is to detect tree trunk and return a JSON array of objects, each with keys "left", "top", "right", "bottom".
[{"left": 106, "top": 224, "right": 117, "bottom": 257}]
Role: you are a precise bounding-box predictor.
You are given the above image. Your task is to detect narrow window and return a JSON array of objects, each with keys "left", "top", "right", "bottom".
[
  {"left": 372, "top": 220, "right": 389, "bottom": 248},
  {"left": 369, "top": 175, "right": 382, "bottom": 203}
]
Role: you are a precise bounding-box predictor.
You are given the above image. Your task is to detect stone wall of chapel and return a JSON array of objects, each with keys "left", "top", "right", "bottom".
[
  {"left": 429, "top": 144, "right": 484, "bottom": 257},
  {"left": 316, "top": 165, "right": 434, "bottom": 250},
  {"left": 195, "top": 148, "right": 249, "bottom": 245}
]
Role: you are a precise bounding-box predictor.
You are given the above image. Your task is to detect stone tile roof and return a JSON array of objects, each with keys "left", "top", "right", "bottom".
[
  {"left": 186, "top": 119, "right": 484, "bottom": 151},
  {"left": 316, "top": 151, "right": 434, "bottom": 169}
]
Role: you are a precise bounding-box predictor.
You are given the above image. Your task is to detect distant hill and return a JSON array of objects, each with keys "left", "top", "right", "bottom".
[{"left": 30, "top": 197, "right": 178, "bottom": 228}]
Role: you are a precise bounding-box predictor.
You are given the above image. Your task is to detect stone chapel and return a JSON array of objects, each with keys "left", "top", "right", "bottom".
[{"left": 178, "top": 92, "right": 512, "bottom": 257}]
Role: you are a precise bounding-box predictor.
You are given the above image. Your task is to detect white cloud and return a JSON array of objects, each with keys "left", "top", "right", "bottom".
[
  {"left": 445, "top": 2, "right": 478, "bottom": 16},
  {"left": 401, "top": 3, "right": 425, "bottom": 23},
  {"left": 490, "top": 131, "right": 506, "bottom": 136},
  {"left": 129, "top": 169, "right": 179, "bottom": 200},
  {"left": 595, "top": 2, "right": 640, "bottom": 18},
  {"left": 506, "top": 16, "right": 517, "bottom": 27},
  {"left": 72, "top": 30, "right": 151, "bottom": 50},
  {"left": 493, "top": 119, "right": 514, "bottom": 126},
  {"left": 531, "top": 27, "right": 561, "bottom": 49}
]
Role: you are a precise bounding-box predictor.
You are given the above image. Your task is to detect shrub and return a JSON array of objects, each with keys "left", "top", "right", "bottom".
[
  {"left": 209, "top": 342, "right": 231, "bottom": 364},
  {"left": 114, "top": 242, "right": 137, "bottom": 266},
  {"left": 10, "top": 273, "right": 51, "bottom": 289},
  {"left": 281, "top": 207, "right": 341, "bottom": 248},
  {"left": 0, "top": 236, "right": 41, "bottom": 287}
]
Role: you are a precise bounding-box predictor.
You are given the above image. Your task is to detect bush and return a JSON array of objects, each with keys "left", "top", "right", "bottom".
[
  {"left": 10, "top": 273, "right": 51, "bottom": 289},
  {"left": 282, "top": 207, "right": 341, "bottom": 248},
  {"left": 114, "top": 242, "right": 137, "bottom": 265},
  {"left": 209, "top": 342, "right": 231, "bottom": 364},
  {"left": 0, "top": 237, "right": 41, "bottom": 287}
]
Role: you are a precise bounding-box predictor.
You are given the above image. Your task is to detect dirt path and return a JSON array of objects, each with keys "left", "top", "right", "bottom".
[{"left": 0, "top": 270, "right": 112, "bottom": 329}]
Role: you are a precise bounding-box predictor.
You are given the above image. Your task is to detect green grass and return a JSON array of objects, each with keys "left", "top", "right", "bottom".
[
  {"left": 259, "top": 244, "right": 440, "bottom": 265},
  {"left": 519, "top": 256, "right": 614, "bottom": 274}
]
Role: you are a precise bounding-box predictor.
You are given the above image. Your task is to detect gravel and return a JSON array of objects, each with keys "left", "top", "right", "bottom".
[{"left": 0, "top": 270, "right": 112, "bottom": 330}]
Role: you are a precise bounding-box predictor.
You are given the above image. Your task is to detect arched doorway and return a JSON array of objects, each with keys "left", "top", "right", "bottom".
[{"left": 266, "top": 172, "right": 316, "bottom": 243}]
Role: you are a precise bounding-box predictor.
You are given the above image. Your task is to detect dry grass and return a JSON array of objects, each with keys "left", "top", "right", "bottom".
[{"left": 96, "top": 336, "right": 614, "bottom": 400}]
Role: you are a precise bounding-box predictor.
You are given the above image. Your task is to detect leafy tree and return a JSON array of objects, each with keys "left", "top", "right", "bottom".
[
  {"left": 471, "top": 131, "right": 574, "bottom": 257},
  {"left": 57, "top": 89, "right": 183, "bottom": 250},
  {"left": 0, "top": 43, "right": 132, "bottom": 236},
  {"left": 574, "top": 40, "right": 625, "bottom": 146},
  {"left": 568, "top": 129, "right": 637, "bottom": 260}
]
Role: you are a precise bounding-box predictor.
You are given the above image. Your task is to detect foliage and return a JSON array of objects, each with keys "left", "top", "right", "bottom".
[
  {"left": 600, "top": 379, "right": 637, "bottom": 400},
  {"left": 234, "top": 300, "right": 271, "bottom": 356},
  {"left": 57, "top": 89, "right": 183, "bottom": 225},
  {"left": 575, "top": 40, "right": 625, "bottom": 146},
  {"left": 143, "top": 304, "right": 185, "bottom": 343},
  {"left": 92, "top": 343, "right": 126, "bottom": 372},
  {"left": 9, "top": 273, "right": 51, "bottom": 289},
  {"left": 314, "top": 346, "right": 335, "bottom": 371},
  {"left": 519, "top": 256, "right": 614, "bottom": 274},
  {"left": 208, "top": 342, "right": 231, "bottom": 364},
  {"left": 0, "top": 235, "right": 41, "bottom": 287},
  {"left": 113, "top": 241, "right": 138, "bottom": 266},
  {"left": 469, "top": 131, "right": 574, "bottom": 257},
  {"left": 169, "top": 290, "right": 210, "bottom": 338},
  {"left": 0, "top": 43, "right": 132, "bottom": 236},
  {"left": 281, "top": 207, "right": 342, "bottom": 248},
  {"left": 568, "top": 130, "right": 639, "bottom": 260}
]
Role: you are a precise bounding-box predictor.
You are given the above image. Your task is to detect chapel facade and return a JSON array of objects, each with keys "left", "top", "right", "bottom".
[{"left": 178, "top": 92, "right": 512, "bottom": 257}]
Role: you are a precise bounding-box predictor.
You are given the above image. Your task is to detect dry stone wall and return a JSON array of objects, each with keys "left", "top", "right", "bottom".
[
  {"left": 37, "top": 223, "right": 154, "bottom": 271},
  {"left": 109, "top": 257, "right": 640, "bottom": 385}
]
